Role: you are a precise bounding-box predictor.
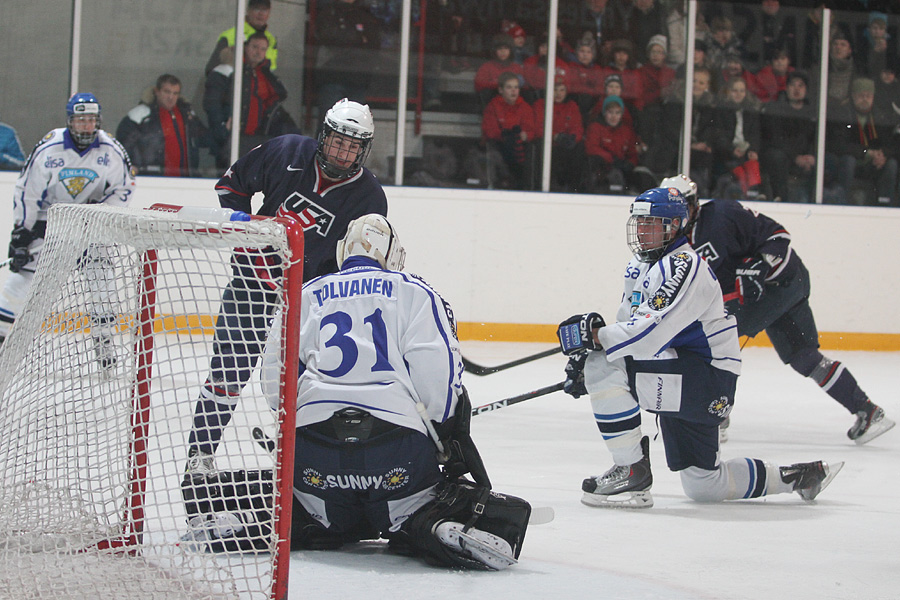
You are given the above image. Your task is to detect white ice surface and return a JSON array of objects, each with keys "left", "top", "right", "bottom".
[{"left": 287, "top": 342, "right": 900, "bottom": 600}]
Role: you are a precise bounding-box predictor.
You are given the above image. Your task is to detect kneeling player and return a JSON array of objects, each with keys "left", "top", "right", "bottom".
[
  {"left": 557, "top": 188, "right": 843, "bottom": 508},
  {"left": 183, "top": 214, "right": 530, "bottom": 569}
]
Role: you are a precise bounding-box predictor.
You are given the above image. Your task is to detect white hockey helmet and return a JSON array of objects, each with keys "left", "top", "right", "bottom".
[
  {"left": 336, "top": 214, "right": 406, "bottom": 271},
  {"left": 659, "top": 174, "right": 698, "bottom": 210},
  {"left": 316, "top": 99, "right": 375, "bottom": 180}
]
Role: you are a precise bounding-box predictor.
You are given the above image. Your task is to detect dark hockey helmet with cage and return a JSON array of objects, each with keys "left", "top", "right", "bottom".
[
  {"left": 315, "top": 98, "right": 375, "bottom": 180},
  {"left": 66, "top": 92, "right": 102, "bottom": 149},
  {"left": 627, "top": 187, "right": 688, "bottom": 263}
]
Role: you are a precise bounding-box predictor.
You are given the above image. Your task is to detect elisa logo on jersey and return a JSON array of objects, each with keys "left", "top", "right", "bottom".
[
  {"left": 301, "top": 468, "right": 329, "bottom": 490},
  {"left": 648, "top": 252, "right": 692, "bottom": 311},
  {"left": 279, "top": 193, "right": 335, "bottom": 237},
  {"left": 58, "top": 168, "right": 99, "bottom": 198},
  {"left": 708, "top": 396, "right": 732, "bottom": 418}
]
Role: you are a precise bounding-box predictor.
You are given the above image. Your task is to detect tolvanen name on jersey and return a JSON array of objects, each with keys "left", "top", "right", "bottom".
[{"left": 312, "top": 276, "right": 394, "bottom": 306}]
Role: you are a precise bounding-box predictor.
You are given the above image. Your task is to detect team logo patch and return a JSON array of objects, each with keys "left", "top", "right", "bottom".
[
  {"left": 302, "top": 468, "right": 328, "bottom": 490},
  {"left": 382, "top": 467, "right": 409, "bottom": 491},
  {"left": 279, "top": 192, "right": 335, "bottom": 237},
  {"left": 708, "top": 396, "right": 732, "bottom": 418},
  {"left": 648, "top": 252, "right": 693, "bottom": 311},
  {"left": 58, "top": 167, "right": 98, "bottom": 198},
  {"left": 693, "top": 241, "right": 719, "bottom": 263}
]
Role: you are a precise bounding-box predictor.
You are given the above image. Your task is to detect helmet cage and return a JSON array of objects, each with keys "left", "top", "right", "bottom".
[
  {"left": 626, "top": 188, "right": 688, "bottom": 263},
  {"left": 336, "top": 214, "right": 406, "bottom": 271},
  {"left": 315, "top": 99, "right": 374, "bottom": 180}
]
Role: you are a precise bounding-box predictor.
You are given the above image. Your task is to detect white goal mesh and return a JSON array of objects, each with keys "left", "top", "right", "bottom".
[{"left": 0, "top": 204, "right": 303, "bottom": 600}]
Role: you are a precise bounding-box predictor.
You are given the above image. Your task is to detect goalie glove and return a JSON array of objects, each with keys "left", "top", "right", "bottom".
[
  {"left": 433, "top": 388, "right": 491, "bottom": 488},
  {"left": 557, "top": 312, "right": 605, "bottom": 356},
  {"left": 563, "top": 351, "right": 588, "bottom": 399},
  {"left": 735, "top": 257, "right": 767, "bottom": 304}
]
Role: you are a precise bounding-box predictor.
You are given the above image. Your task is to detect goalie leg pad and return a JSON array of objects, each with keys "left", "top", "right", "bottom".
[
  {"left": 181, "top": 470, "right": 274, "bottom": 552},
  {"left": 398, "top": 479, "right": 531, "bottom": 570}
]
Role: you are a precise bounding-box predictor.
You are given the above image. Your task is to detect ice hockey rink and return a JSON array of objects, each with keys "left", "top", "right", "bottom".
[{"left": 285, "top": 341, "right": 899, "bottom": 600}]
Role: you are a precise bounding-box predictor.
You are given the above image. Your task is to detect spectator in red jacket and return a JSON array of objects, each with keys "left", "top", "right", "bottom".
[
  {"left": 481, "top": 71, "right": 536, "bottom": 190},
  {"left": 475, "top": 34, "right": 523, "bottom": 106},
  {"left": 534, "top": 79, "right": 587, "bottom": 192},
  {"left": 755, "top": 48, "right": 794, "bottom": 103},
  {"left": 606, "top": 38, "right": 644, "bottom": 110},
  {"left": 584, "top": 95, "right": 654, "bottom": 194},
  {"left": 566, "top": 39, "right": 606, "bottom": 118}
]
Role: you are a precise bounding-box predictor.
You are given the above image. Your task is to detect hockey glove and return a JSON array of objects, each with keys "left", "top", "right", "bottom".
[
  {"left": 557, "top": 312, "right": 605, "bottom": 356},
  {"left": 563, "top": 351, "right": 588, "bottom": 399},
  {"left": 8, "top": 226, "right": 36, "bottom": 273},
  {"left": 434, "top": 388, "right": 491, "bottom": 488},
  {"left": 735, "top": 257, "right": 767, "bottom": 304}
]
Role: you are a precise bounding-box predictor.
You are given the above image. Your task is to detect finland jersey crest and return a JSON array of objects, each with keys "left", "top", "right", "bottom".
[{"left": 58, "top": 167, "right": 99, "bottom": 198}]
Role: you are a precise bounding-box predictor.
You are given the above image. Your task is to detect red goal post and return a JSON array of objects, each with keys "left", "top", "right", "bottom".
[{"left": 0, "top": 203, "right": 304, "bottom": 600}]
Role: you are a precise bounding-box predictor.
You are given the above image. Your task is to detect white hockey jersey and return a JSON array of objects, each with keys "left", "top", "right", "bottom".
[
  {"left": 13, "top": 128, "right": 136, "bottom": 230},
  {"left": 597, "top": 239, "right": 742, "bottom": 376},
  {"left": 295, "top": 256, "right": 464, "bottom": 434}
]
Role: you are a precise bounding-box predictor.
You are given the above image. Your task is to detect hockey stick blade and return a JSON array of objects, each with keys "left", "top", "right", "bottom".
[
  {"left": 471, "top": 381, "right": 565, "bottom": 416},
  {"left": 529, "top": 506, "right": 555, "bottom": 525},
  {"left": 252, "top": 426, "right": 276, "bottom": 453},
  {"left": 463, "top": 347, "right": 560, "bottom": 376}
]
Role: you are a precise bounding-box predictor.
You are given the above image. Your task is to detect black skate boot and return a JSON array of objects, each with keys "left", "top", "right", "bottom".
[
  {"left": 780, "top": 461, "right": 844, "bottom": 501},
  {"left": 582, "top": 436, "right": 653, "bottom": 508},
  {"left": 847, "top": 401, "right": 895, "bottom": 445}
]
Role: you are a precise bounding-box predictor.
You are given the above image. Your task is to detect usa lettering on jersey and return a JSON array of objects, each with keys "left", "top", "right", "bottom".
[{"left": 278, "top": 193, "right": 335, "bottom": 236}]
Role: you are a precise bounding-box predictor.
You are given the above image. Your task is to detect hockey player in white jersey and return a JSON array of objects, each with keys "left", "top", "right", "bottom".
[
  {"left": 182, "top": 214, "right": 531, "bottom": 569},
  {"left": 557, "top": 187, "right": 843, "bottom": 508},
  {"left": 0, "top": 92, "right": 136, "bottom": 363}
]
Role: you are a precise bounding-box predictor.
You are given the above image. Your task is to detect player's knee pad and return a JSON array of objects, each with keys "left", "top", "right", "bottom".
[
  {"left": 680, "top": 466, "right": 730, "bottom": 502},
  {"left": 399, "top": 479, "right": 531, "bottom": 570},
  {"left": 787, "top": 347, "right": 824, "bottom": 378},
  {"left": 181, "top": 469, "right": 274, "bottom": 552}
]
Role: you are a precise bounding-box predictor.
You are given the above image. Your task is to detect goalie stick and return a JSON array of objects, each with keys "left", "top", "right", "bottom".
[{"left": 462, "top": 347, "right": 560, "bottom": 376}]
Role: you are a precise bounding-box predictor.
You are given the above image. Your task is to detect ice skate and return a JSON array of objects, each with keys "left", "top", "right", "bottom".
[
  {"left": 780, "top": 460, "right": 844, "bottom": 501},
  {"left": 91, "top": 334, "right": 117, "bottom": 372},
  {"left": 435, "top": 521, "right": 517, "bottom": 570},
  {"left": 185, "top": 447, "right": 217, "bottom": 476},
  {"left": 847, "top": 401, "right": 895, "bottom": 445},
  {"left": 581, "top": 436, "right": 653, "bottom": 508},
  {"left": 179, "top": 512, "right": 244, "bottom": 551}
]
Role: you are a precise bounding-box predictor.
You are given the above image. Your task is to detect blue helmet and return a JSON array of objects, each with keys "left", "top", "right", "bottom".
[
  {"left": 627, "top": 187, "right": 688, "bottom": 263},
  {"left": 65, "top": 92, "right": 101, "bottom": 148}
]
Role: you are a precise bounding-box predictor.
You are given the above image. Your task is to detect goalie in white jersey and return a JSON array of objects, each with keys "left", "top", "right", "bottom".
[
  {"left": 0, "top": 92, "right": 136, "bottom": 359},
  {"left": 219, "top": 214, "right": 530, "bottom": 569},
  {"left": 557, "top": 188, "right": 843, "bottom": 508}
]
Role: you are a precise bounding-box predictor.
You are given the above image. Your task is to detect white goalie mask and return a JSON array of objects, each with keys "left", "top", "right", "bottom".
[{"left": 336, "top": 214, "right": 406, "bottom": 271}]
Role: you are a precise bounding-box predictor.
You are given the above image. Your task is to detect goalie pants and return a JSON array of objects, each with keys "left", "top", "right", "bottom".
[{"left": 293, "top": 415, "right": 442, "bottom": 540}]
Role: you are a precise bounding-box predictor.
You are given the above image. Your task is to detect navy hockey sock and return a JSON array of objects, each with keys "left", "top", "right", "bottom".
[
  {"left": 188, "top": 397, "right": 236, "bottom": 455},
  {"left": 789, "top": 350, "right": 869, "bottom": 414}
]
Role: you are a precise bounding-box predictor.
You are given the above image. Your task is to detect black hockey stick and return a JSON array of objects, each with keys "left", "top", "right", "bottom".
[
  {"left": 250, "top": 381, "right": 566, "bottom": 452},
  {"left": 470, "top": 381, "right": 565, "bottom": 416},
  {"left": 462, "top": 347, "right": 560, "bottom": 376}
]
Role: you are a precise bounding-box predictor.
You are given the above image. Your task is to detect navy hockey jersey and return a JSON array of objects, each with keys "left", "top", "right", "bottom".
[{"left": 214, "top": 134, "right": 388, "bottom": 282}]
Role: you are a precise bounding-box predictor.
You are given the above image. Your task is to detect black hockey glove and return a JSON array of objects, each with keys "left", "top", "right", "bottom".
[
  {"left": 8, "top": 226, "right": 36, "bottom": 273},
  {"left": 557, "top": 312, "right": 605, "bottom": 356},
  {"left": 735, "top": 257, "right": 767, "bottom": 304},
  {"left": 563, "top": 351, "right": 588, "bottom": 398},
  {"left": 434, "top": 388, "right": 491, "bottom": 488}
]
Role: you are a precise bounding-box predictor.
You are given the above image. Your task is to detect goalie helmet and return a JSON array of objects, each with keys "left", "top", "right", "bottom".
[
  {"left": 316, "top": 98, "right": 375, "bottom": 180},
  {"left": 336, "top": 214, "right": 406, "bottom": 271},
  {"left": 66, "top": 92, "right": 102, "bottom": 148},
  {"left": 626, "top": 187, "right": 688, "bottom": 263}
]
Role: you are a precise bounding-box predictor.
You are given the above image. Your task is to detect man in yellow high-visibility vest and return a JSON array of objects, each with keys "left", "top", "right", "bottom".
[{"left": 205, "top": 0, "right": 278, "bottom": 74}]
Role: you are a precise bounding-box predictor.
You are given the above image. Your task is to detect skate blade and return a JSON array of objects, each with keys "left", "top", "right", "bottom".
[
  {"left": 853, "top": 416, "right": 896, "bottom": 445},
  {"left": 801, "top": 461, "right": 844, "bottom": 502},
  {"left": 581, "top": 489, "right": 653, "bottom": 509},
  {"left": 457, "top": 530, "right": 517, "bottom": 570}
]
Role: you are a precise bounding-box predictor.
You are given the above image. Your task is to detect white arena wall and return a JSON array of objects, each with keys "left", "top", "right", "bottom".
[{"left": 1, "top": 171, "right": 898, "bottom": 348}]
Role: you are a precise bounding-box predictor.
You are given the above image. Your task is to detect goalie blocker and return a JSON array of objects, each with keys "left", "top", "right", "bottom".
[{"left": 181, "top": 471, "right": 531, "bottom": 570}]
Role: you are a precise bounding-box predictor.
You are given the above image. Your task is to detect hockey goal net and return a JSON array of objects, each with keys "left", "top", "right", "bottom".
[{"left": 0, "top": 203, "right": 304, "bottom": 599}]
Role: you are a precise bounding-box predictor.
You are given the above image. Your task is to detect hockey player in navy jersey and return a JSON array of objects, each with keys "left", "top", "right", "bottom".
[
  {"left": 661, "top": 174, "right": 895, "bottom": 445},
  {"left": 0, "top": 92, "right": 136, "bottom": 365},
  {"left": 557, "top": 187, "right": 842, "bottom": 508},
  {"left": 186, "top": 99, "right": 389, "bottom": 474},
  {"left": 182, "top": 215, "right": 531, "bottom": 569}
]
